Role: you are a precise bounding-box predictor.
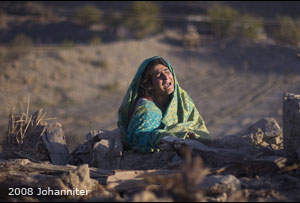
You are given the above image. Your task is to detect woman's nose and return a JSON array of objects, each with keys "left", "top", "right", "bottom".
[{"left": 161, "top": 73, "right": 167, "bottom": 80}]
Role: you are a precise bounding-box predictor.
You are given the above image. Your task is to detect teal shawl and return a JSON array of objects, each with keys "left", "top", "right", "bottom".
[{"left": 118, "top": 56, "right": 210, "bottom": 152}]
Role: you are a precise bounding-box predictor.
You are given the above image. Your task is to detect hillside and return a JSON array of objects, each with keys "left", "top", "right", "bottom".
[{"left": 0, "top": 32, "right": 299, "bottom": 150}]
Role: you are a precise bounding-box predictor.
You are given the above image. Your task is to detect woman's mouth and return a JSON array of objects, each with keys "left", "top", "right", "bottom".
[{"left": 163, "top": 82, "right": 172, "bottom": 89}]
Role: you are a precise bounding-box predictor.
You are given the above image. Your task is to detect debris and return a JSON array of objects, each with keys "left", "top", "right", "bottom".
[
  {"left": 68, "top": 128, "right": 122, "bottom": 170},
  {"left": 53, "top": 164, "right": 99, "bottom": 192},
  {"left": 240, "top": 177, "right": 271, "bottom": 190},
  {"left": 160, "top": 135, "right": 287, "bottom": 171},
  {"left": 0, "top": 159, "right": 113, "bottom": 201},
  {"left": 3, "top": 93, "right": 300, "bottom": 201},
  {"left": 106, "top": 170, "right": 149, "bottom": 190},
  {"left": 2, "top": 108, "right": 69, "bottom": 164},
  {"left": 197, "top": 175, "right": 241, "bottom": 195},
  {"left": 42, "top": 122, "right": 69, "bottom": 165},
  {"left": 119, "top": 150, "right": 177, "bottom": 170},
  {"left": 91, "top": 129, "right": 123, "bottom": 170},
  {"left": 214, "top": 117, "right": 283, "bottom": 155}
]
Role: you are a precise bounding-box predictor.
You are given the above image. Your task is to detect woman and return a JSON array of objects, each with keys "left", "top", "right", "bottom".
[{"left": 118, "top": 56, "right": 210, "bottom": 153}]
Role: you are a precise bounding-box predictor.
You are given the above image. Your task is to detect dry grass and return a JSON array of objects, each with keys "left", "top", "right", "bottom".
[{"left": 2, "top": 95, "right": 55, "bottom": 162}]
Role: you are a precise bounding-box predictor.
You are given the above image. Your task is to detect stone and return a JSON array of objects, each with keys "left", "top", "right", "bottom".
[
  {"left": 42, "top": 122, "right": 69, "bottom": 165},
  {"left": 268, "top": 136, "right": 281, "bottom": 145},
  {"left": 91, "top": 129, "right": 123, "bottom": 170},
  {"left": 67, "top": 128, "right": 123, "bottom": 169},
  {"left": 240, "top": 118, "right": 283, "bottom": 148},
  {"left": 119, "top": 150, "right": 176, "bottom": 170},
  {"left": 58, "top": 164, "right": 99, "bottom": 192},
  {"left": 0, "top": 159, "right": 111, "bottom": 201},
  {"left": 132, "top": 191, "right": 172, "bottom": 202},
  {"left": 283, "top": 93, "right": 300, "bottom": 162},
  {"left": 240, "top": 177, "right": 271, "bottom": 189},
  {"left": 197, "top": 175, "right": 241, "bottom": 195},
  {"left": 206, "top": 192, "right": 228, "bottom": 202},
  {"left": 67, "top": 140, "right": 94, "bottom": 166},
  {"left": 214, "top": 117, "right": 283, "bottom": 155}
]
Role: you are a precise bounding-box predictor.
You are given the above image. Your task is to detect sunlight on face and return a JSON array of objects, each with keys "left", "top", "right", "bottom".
[{"left": 151, "top": 64, "right": 174, "bottom": 96}]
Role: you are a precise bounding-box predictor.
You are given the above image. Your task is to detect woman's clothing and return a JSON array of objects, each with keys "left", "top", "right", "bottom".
[
  {"left": 118, "top": 56, "right": 210, "bottom": 152},
  {"left": 127, "top": 97, "right": 162, "bottom": 152}
]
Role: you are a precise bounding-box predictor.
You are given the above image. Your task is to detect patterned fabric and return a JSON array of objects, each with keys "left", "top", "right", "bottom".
[
  {"left": 126, "top": 98, "right": 162, "bottom": 152},
  {"left": 118, "top": 56, "right": 210, "bottom": 152}
]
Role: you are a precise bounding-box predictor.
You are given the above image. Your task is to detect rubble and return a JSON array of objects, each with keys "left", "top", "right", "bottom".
[
  {"left": 67, "top": 129, "right": 123, "bottom": 170},
  {"left": 198, "top": 175, "right": 241, "bottom": 195},
  {"left": 214, "top": 117, "right": 283, "bottom": 155},
  {"left": 0, "top": 159, "right": 112, "bottom": 201},
  {"left": 1, "top": 94, "right": 300, "bottom": 201},
  {"left": 2, "top": 109, "right": 69, "bottom": 165}
]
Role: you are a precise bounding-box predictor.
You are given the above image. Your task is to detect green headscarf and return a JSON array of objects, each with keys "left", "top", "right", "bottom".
[{"left": 118, "top": 56, "right": 210, "bottom": 151}]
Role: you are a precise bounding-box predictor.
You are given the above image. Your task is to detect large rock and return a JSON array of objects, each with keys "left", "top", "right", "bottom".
[
  {"left": 283, "top": 93, "right": 300, "bottom": 162},
  {"left": 42, "top": 122, "right": 69, "bottom": 165},
  {"left": 89, "top": 129, "right": 123, "bottom": 170},
  {"left": 214, "top": 117, "right": 283, "bottom": 155},
  {"left": 68, "top": 128, "right": 123, "bottom": 170}
]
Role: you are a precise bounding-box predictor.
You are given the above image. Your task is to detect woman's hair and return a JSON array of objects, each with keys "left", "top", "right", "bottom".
[{"left": 140, "top": 58, "right": 169, "bottom": 97}]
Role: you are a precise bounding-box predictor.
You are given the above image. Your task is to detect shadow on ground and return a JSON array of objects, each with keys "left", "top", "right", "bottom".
[{"left": 170, "top": 39, "right": 300, "bottom": 76}]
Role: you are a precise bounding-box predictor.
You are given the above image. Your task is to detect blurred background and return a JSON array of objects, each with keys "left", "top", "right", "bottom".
[{"left": 0, "top": 1, "right": 300, "bottom": 151}]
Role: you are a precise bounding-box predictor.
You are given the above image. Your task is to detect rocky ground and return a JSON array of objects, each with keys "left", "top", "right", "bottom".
[{"left": 1, "top": 116, "right": 300, "bottom": 202}]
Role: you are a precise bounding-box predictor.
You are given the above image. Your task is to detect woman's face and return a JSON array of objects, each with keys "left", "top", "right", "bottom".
[{"left": 151, "top": 64, "right": 174, "bottom": 97}]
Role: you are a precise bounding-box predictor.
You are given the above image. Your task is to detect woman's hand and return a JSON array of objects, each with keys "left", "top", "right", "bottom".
[{"left": 186, "top": 131, "right": 197, "bottom": 139}]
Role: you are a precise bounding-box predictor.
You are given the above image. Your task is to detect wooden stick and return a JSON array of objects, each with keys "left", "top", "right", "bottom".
[
  {"left": 42, "top": 117, "right": 57, "bottom": 121},
  {"left": 35, "top": 112, "right": 46, "bottom": 126},
  {"left": 23, "top": 116, "right": 32, "bottom": 136},
  {"left": 26, "top": 93, "right": 30, "bottom": 123},
  {"left": 22, "top": 116, "right": 33, "bottom": 149}
]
